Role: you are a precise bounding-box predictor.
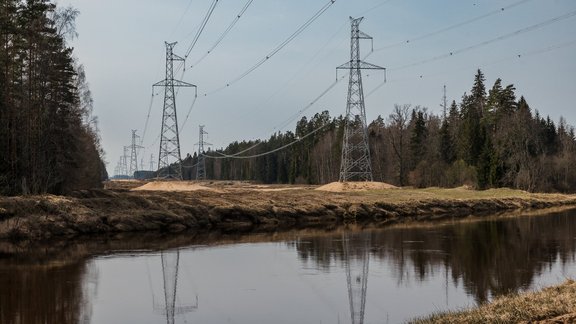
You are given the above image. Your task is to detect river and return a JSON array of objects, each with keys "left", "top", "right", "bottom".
[{"left": 1, "top": 209, "right": 575, "bottom": 324}]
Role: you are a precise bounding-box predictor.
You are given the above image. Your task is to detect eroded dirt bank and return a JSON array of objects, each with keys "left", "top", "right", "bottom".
[{"left": 1, "top": 181, "right": 576, "bottom": 240}]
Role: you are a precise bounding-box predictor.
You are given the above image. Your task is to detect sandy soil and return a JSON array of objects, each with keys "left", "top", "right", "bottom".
[
  {"left": 129, "top": 180, "right": 313, "bottom": 193},
  {"left": 131, "top": 181, "right": 222, "bottom": 192},
  {"left": 315, "top": 181, "right": 398, "bottom": 192}
]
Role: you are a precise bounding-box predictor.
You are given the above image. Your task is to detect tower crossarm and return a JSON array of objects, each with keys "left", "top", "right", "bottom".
[
  {"left": 337, "top": 61, "right": 385, "bottom": 71},
  {"left": 153, "top": 79, "right": 197, "bottom": 88}
]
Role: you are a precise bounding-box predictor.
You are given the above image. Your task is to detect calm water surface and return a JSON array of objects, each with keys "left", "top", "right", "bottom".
[{"left": 1, "top": 209, "right": 576, "bottom": 324}]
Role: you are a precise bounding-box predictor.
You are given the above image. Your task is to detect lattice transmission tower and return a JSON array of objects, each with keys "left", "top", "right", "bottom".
[
  {"left": 122, "top": 146, "right": 130, "bottom": 177},
  {"left": 195, "top": 125, "right": 212, "bottom": 180},
  {"left": 129, "top": 130, "right": 143, "bottom": 176},
  {"left": 154, "top": 42, "right": 196, "bottom": 180},
  {"left": 337, "top": 17, "right": 385, "bottom": 182},
  {"left": 149, "top": 154, "right": 156, "bottom": 171}
]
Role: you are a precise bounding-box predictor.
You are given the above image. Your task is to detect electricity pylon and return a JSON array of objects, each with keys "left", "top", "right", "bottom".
[
  {"left": 195, "top": 125, "right": 212, "bottom": 180},
  {"left": 122, "top": 146, "right": 130, "bottom": 177},
  {"left": 154, "top": 42, "right": 196, "bottom": 180},
  {"left": 129, "top": 130, "right": 143, "bottom": 176},
  {"left": 149, "top": 154, "right": 156, "bottom": 171},
  {"left": 342, "top": 231, "right": 370, "bottom": 324},
  {"left": 337, "top": 17, "right": 385, "bottom": 182}
]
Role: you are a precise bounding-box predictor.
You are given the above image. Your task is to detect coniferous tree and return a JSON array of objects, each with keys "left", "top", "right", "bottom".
[{"left": 0, "top": 0, "right": 105, "bottom": 195}]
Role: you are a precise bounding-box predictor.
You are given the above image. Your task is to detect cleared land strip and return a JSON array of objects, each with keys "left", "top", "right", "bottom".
[
  {"left": 1, "top": 181, "right": 576, "bottom": 240},
  {"left": 410, "top": 279, "right": 576, "bottom": 324}
]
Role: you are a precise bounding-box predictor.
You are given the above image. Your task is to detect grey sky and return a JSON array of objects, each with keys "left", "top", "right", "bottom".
[{"left": 57, "top": 0, "right": 576, "bottom": 175}]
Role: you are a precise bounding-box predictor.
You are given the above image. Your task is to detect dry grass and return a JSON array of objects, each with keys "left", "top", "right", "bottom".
[
  {"left": 315, "top": 181, "right": 398, "bottom": 192},
  {"left": 410, "top": 280, "right": 576, "bottom": 324},
  {"left": 348, "top": 186, "right": 572, "bottom": 202},
  {"left": 131, "top": 181, "right": 222, "bottom": 192}
]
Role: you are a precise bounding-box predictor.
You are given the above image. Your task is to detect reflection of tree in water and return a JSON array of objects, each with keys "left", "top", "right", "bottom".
[
  {"left": 0, "top": 257, "right": 97, "bottom": 324},
  {"left": 290, "top": 210, "right": 576, "bottom": 303}
]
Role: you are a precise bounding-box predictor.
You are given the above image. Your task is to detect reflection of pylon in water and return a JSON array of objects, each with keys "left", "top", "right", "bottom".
[
  {"left": 154, "top": 250, "right": 198, "bottom": 324},
  {"left": 342, "top": 232, "right": 370, "bottom": 324}
]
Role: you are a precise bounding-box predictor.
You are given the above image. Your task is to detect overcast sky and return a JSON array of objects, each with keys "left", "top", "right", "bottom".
[{"left": 56, "top": 0, "right": 576, "bottom": 175}]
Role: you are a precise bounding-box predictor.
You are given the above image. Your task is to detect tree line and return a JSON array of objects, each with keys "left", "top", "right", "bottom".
[
  {"left": 183, "top": 69, "right": 576, "bottom": 193},
  {"left": 0, "top": 0, "right": 106, "bottom": 195}
]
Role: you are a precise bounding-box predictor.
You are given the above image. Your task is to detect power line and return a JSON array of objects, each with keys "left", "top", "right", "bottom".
[
  {"left": 140, "top": 90, "right": 156, "bottom": 145},
  {"left": 170, "top": 0, "right": 196, "bottom": 39},
  {"left": 390, "top": 9, "right": 576, "bottom": 72},
  {"left": 205, "top": 74, "right": 347, "bottom": 159},
  {"left": 175, "top": 0, "right": 220, "bottom": 76},
  {"left": 412, "top": 37, "right": 576, "bottom": 81},
  {"left": 204, "top": 0, "right": 337, "bottom": 96},
  {"left": 190, "top": 0, "right": 255, "bottom": 69},
  {"left": 271, "top": 74, "right": 346, "bottom": 134},
  {"left": 358, "top": 0, "right": 396, "bottom": 16},
  {"left": 179, "top": 92, "right": 199, "bottom": 132},
  {"left": 226, "top": 20, "right": 348, "bottom": 135},
  {"left": 218, "top": 37, "right": 576, "bottom": 162},
  {"left": 184, "top": 0, "right": 219, "bottom": 59},
  {"left": 374, "top": 0, "right": 534, "bottom": 52},
  {"left": 206, "top": 122, "right": 330, "bottom": 160}
]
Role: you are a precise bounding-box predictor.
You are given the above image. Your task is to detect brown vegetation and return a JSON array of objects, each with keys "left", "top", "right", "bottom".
[
  {"left": 411, "top": 280, "right": 576, "bottom": 324},
  {"left": 1, "top": 181, "right": 576, "bottom": 240}
]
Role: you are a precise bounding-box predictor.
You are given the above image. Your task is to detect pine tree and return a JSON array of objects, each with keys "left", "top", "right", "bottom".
[{"left": 410, "top": 109, "right": 428, "bottom": 168}]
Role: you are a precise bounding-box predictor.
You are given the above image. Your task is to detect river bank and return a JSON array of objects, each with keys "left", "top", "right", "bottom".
[
  {"left": 1, "top": 180, "right": 576, "bottom": 240},
  {"left": 411, "top": 279, "right": 576, "bottom": 323}
]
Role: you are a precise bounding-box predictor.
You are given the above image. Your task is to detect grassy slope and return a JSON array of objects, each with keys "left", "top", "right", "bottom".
[
  {"left": 1, "top": 183, "right": 576, "bottom": 240},
  {"left": 410, "top": 280, "right": 576, "bottom": 324}
]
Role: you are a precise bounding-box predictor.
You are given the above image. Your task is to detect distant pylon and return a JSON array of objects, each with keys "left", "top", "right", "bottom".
[
  {"left": 337, "top": 17, "right": 385, "bottom": 182},
  {"left": 154, "top": 42, "right": 196, "bottom": 180},
  {"left": 149, "top": 154, "right": 156, "bottom": 171},
  {"left": 122, "top": 146, "right": 130, "bottom": 176},
  {"left": 114, "top": 160, "right": 122, "bottom": 177},
  {"left": 195, "top": 125, "right": 212, "bottom": 180},
  {"left": 129, "top": 130, "right": 143, "bottom": 176}
]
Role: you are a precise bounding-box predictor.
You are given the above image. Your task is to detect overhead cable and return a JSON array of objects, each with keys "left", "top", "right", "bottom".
[
  {"left": 204, "top": 0, "right": 337, "bottom": 96},
  {"left": 271, "top": 74, "right": 346, "bottom": 134},
  {"left": 374, "top": 0, "right": 534, "bottom": 52},
  {"left": 390, "top": 9, "right": 576, "bottom": 72},
  {"left": 218, "top": 73, "right": 346, "bottom": 158},
  {"left": 191, "top": 0, "right": 255, "bottom": 69},
  {"left": 358, "top": 0, "right": 396, "bottom": 16},
  {"left": 206, "top": 123, "right": 330, "bottom": 159},
  {"left": 140, "top": 90, "right": 156, "bottom": 145},
  {"left": 184, "top": 0, "right": 219, "bottom": 58},
  {"left": 170, "top": 0, "right": 195, "bottom": 39},
  {"left": 179, "top": 93, "right": 199, "bottom": 131},
  {"left": 175, "top": 0, "right": 219, "bottom": 75}
]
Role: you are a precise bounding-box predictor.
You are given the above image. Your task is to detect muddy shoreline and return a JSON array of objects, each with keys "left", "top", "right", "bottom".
[{"left": 1, "top": 182, "right": 576, "bottom": 241}]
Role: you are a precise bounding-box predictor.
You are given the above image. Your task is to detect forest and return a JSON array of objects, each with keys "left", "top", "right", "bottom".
[
  {"left": 183, "top": 69, "right": 576, "bottom": 193},
  {"left": 0, "top": 0, "right": 106, "bottom": 195}
]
